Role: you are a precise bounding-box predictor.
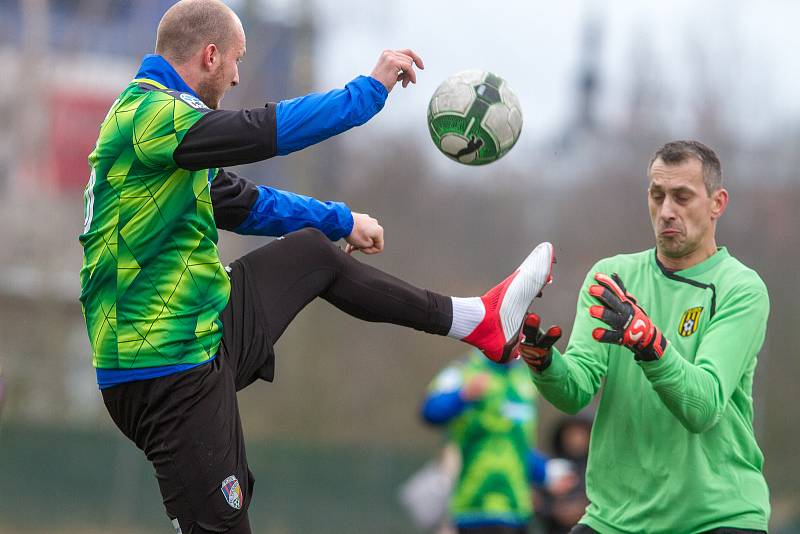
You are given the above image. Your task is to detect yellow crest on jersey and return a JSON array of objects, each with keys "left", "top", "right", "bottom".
[{"left": 678, "top": 307, "right": 703, "bottom": 337}]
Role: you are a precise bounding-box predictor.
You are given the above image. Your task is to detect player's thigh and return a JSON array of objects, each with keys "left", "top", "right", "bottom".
[
  {"left": 221, "top": 228, "right": 342, "bottom": 387},
  {"left": 220, "top": 257, "right": 276, "bottom": 389},
  {"left": 156, "top": 361, "right": 253, "bottom": 532},
  {"left": 233, "top": 228, "right": 342, "bottom": 340}
]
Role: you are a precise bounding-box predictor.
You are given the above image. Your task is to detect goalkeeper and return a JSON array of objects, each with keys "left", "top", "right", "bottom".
[{"left": 518, "top": 141, "right": 769, "bottom": 534}]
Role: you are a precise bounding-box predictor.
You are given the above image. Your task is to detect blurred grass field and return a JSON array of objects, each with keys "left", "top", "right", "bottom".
[{"left": 0, "top": 422, "right": 429, "bottom": 533}]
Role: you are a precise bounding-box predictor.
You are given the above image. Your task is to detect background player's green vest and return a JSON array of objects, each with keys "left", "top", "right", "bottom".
[
  {"left": 444, "top": 352, "right": 536, "bottom": 524},
  {"left": 79, "top": 80, "right": 229, "bottom": 370}
]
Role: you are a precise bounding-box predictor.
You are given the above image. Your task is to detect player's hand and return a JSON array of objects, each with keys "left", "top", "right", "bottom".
[
  {"left": 518, "top": 313, "right": 562, "bottom": 373},
  {"left": 370, "top": 48, "right": 424, "bottom": 92},
  {"left": 345, "top": 212, "right": 384, "bottom": 255},
  {"left": 588, "top": 273, "right": 667, "bottom": 361},
  {"left": 545, "top": 458, "right": 579, "bottom": 496},
  {"left": 460, "top": 373, "right": 490, "bottom": 402}
]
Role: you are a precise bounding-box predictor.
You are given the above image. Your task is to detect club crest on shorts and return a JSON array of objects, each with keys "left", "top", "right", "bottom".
[
  {"left": 221, "top": 475, "right": 243, "bottom": 509},
  {"left": 678, "top": 306, "right": 703, "bottom": 337}
]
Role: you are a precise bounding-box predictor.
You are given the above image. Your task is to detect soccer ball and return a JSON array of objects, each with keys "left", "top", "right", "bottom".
[{"left": 427, "top": 70, "right": 523, "bottom": 165}]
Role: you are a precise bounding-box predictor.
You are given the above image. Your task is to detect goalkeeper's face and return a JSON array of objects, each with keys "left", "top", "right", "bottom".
[
  {"left": 647, "top": 157, "right": 727, "bottom": 262},
  {"left": 197, "top": 23, "right": 246, "bottom": 109}
]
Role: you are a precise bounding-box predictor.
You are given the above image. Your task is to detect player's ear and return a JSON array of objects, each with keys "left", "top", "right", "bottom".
[
  {"left": 710, "top": 188, "right": 728, "bottom": 220},
  {"left": 202, "top": 43, "right": 220, "bottom": 71}
]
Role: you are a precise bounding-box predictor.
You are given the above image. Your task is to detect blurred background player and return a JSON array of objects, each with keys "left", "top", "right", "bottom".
[
  {"left": 0, "top": 364, "right": 5, "bottom": 423},
  {"left": 519, "top": 140, "right": 770, "bottom": 533},
  {"left": 78, "top": 1, "right": 554, "bottom": 532},
  {"left": 419, "top": 350, "right": 576, "bottom": 534},
  {"left": 533, "top": 416, "right": 591, "bottom": 534}
]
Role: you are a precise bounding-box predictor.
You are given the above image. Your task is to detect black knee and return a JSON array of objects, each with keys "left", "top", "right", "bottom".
[{"left": 289, "top": 227, "right": 344, "bottom": 267}]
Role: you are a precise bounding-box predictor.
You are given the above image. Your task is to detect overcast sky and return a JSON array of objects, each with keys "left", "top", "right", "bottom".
[{"left": 239, "top": 0, "right": 800, "bottom": 157}]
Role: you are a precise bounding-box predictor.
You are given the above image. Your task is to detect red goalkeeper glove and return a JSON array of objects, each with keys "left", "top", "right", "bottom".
[
  {"left": 518, "top": 313, "right": 562, "bottom": 373},
  {"left": 588, "top": 273, "right": 667, "bottom": 361}
]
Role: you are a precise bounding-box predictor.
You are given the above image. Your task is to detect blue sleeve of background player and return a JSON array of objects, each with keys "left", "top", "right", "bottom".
[
  {"left": 421, "top": 390, "right": 469, "bottom": 425},
  {"left": 527, "top": 449, "right": 549, "bottom": 485},
  {"left": 276, "top": 76, "right": 388, "bottom": 156}
]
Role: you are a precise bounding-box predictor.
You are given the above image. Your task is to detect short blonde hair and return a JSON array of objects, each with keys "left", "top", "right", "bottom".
[{"left": 155, "top": 0, "right": 238, "bottom": 64}]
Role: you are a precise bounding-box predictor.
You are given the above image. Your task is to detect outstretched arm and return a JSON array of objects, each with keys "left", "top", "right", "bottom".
[
  {"left": 277, "top": 49, "right": 424, "bottom": 156},
  {"left": 211, "top": 169, "right": 385, "bottom": 253},
  {"left": 420, "top": 363, "right": 487, "bottom": 425},
  {"left": 211, "top": 168, "right": 352, "bottom": 239},
  {"left": 522, "top": 267, "right": 610, "bottom": 414},
  {"left": 173, "top": 49, "right": 424, "bottom": 169}
]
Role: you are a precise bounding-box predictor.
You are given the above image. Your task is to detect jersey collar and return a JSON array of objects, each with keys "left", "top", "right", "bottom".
[
  {"left": 132, "top": 54, "right": 199, "bottom": 99},
  {"left": 650, "top": 246, "right": 729, "bottom": 278}
]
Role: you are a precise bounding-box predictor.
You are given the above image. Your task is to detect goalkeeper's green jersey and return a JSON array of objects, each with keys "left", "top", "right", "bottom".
[
  {"left": 532, "top": 248, "right": 769, "bottom": 533},
  {"left": 79, "top": 79, "right": 229, "bottom": 371},
  {"left": 427, "top": 352, "right": 537, "bottom": 525}
]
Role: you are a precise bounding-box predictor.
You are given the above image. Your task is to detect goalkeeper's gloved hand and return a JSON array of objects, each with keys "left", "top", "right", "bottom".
[
  {"left": 588, "top": 273, "right": 667, "bottom": 361},
  {"left": 518, "top": 313, "right": 562, "bottom": 373}
]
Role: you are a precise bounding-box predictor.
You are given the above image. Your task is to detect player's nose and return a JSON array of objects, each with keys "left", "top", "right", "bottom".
[{"left": 660, "top": 196, "right": 678, "bottom": 219}]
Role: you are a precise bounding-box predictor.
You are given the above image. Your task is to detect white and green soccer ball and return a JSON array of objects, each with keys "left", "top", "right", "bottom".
[{"left": 427, "top": 70, "right": 523, "bottom": 165}]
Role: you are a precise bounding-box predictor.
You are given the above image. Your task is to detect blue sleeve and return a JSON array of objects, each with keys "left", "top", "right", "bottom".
[
  {"left": 420, "top": 389, "right": 468, "bottom": 425},
  {"left": 234, "top": 185, "right": 354, "bottom": 240},
  {"left": 276, "top": 75, "right": 388, "bottom": 155},
  {"left": 527, "top": 449, "right": 550, "bottom": 485}
]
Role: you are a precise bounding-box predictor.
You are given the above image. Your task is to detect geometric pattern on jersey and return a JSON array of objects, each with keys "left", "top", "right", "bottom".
[
  {"left": 437, "top": 352, "right": 536, "bottom": 523},
  {"left": 80, "top": 81, "right": 229, "bottom": 370}
]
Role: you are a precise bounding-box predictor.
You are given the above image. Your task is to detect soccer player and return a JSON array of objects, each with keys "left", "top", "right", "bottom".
[
  {"left": 78, "top": 1, "right": 554, "bottom": 533},
  {"left": 518, "top": 140, "right": 770, "bottom": 533},
  {"left": 421, "top": 350, "right": 575, "bottom": 534}
]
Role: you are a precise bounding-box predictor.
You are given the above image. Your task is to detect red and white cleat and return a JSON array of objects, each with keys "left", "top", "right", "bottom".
[{"left": 463, "top": 242, "right": 555, "bottom": 363}]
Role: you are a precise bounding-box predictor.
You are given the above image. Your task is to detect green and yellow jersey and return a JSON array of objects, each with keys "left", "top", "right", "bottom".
[
  {"left": 423, "top": 352, "right": 537, "bottom": 527},
  {"left": 533, "top": 248, "right": 770, "bottom": 533},
  {"left": 80, "top": 79, "right": 228, "bottom": 372}
]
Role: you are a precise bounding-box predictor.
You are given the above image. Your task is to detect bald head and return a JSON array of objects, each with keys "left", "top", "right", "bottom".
[{"left": 156, "top": 0, "right": 243, "bottom": 65}]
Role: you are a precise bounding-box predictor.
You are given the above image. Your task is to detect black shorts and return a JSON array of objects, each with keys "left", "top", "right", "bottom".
[
  {"left": 102, "top": 256, "right": 268, "bottom": 533},
  {"left": 102, "top": 228, "right": 451, "bottom": 532}
]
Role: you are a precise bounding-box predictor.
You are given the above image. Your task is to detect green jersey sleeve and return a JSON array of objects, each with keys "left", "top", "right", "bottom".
[
  {"left": 638, "top": 283, "right": 769, "bottom": 433},
  {"left": 531, "top": 262, "right": 610, "bottom": 414}
]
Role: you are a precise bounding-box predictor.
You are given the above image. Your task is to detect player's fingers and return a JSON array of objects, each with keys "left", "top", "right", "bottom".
[
  {"left": 520, "top": 345, "right": 547, "bottom": 359},
  {"left": 594, "top": 273, "right": 628, "bottom": 303},
  {"left": 372, "top": 228, "right": 384, "bottom": 252},
  {"left": 538, "top": 326, "right": 562, "bottom": 350},
  {"left": 610, "top": 273, "right": 629, "bottom": 295},
  {"left": 520, "top": 352, "right": 547, "bottom": 367},
  {"left": 588, "top": 284, "right": 627, "bottom": 317},
  {"left": 396, "top": 48, "right": 424, "bottom": 69},
  {"left": 521, "top": 314, "right": 542, "bottom": 346},
  {"left": 589, "top": 304, "right": 625, "bottom": 329},
  {"left": 361, "top": 245, "right": 382, "bottom": 255},
  {"left": 592, "top": 327, "right": 621, "bottom": 344},
  {"left": 395, "top": 58, "right": 416, "bottom": 85},
  {"left": 390, "top": 53, "right": 416, "bottom": 83}
]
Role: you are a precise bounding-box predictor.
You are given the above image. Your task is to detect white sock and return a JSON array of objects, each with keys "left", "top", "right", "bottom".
[{"left": 448, "top": 297, "right": 486, "bottom": 339}]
